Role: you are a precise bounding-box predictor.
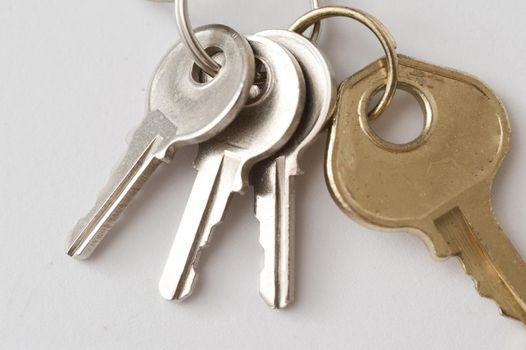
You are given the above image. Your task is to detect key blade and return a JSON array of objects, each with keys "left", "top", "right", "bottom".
[
  {"left": 432, "top": 182, "right": 526, "bottom": 323},
  {"left": 67, "top": 111, "right": 177, "bottom": 259},
  {"left": 253, "top": 157, "right": 295, "bottom": 309},
  {"left": 159, "top": 153, "right": 242, "bottom": 301}
]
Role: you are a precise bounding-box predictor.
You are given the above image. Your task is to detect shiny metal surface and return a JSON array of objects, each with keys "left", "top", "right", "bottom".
[
  {"left": 290, "top": 6, "right": 398, "bottom": 121},
  {"left": 251, "top": 30, "right": 336, "bottom": 309},
  {"left": 327, "top": 55, "right": 526, "bottom": 325},
  {"left": 158, "top": 35, "right": 306, "bottom": 301},
  {"left": 66, "top": 25, "right": 255, "bottom": 259}
]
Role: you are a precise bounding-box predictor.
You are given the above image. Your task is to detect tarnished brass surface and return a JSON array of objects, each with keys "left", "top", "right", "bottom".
[{"left": 326, "top": 55, "right": 526, "bottom": 325}]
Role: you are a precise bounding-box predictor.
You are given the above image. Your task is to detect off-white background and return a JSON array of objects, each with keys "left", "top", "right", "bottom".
[{"left": 1, "top": 0, "right": 526, "bottom": 349}]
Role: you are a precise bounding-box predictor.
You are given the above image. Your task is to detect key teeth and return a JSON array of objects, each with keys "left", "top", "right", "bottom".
[
  {"left": 456, "top": 255, "right": 526, "bottom": 324},
  {"left": 159, "top": 207, "right": 228, "bottom": 302}
]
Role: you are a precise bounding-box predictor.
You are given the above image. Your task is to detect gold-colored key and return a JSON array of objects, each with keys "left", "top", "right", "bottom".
[{"left": 326, "top": 55, "right": 526, "bottom": 324}]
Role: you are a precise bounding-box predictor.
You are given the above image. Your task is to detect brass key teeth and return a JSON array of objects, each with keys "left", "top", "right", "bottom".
[
  {"left": 436, "top": 204, "right": 526, "bottom": 324},
  {"left": 457, "top": 253, "right": 526, "bottom": 324},
  {"left": 479, "top": 277, "right": 526, "bottom": 323}
]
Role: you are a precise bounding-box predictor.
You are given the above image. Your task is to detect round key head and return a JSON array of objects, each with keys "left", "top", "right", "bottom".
[
  {"left": 198, "top": 35, "right": 306, "bottom": 191},
  {"left": 257, "top": 30, "right": 336, "bottom": 172},
  {"left": 327, "top": 55, "right": 510, "bottom": 229},
  {"left": 148, "top": 24, "right": 255, "bottom": 146}
]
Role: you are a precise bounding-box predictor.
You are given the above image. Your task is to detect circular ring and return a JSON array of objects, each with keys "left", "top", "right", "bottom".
[
  {"left": 175, "top": 0, "right": 322, "bottom": 77},
  {"left": 290, "top": 6, "right": 399, "bottom": 121}
]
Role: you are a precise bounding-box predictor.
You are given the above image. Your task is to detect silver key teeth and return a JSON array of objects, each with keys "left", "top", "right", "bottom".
[
  {"left": 67, "top": 112, "right": 178, "bottom": 259},
  {"left": 254, "top": 156, "right": 295, "bottom": 309},
  {"left": 159, "top": 154, "right": 241, "bottom": 301}
]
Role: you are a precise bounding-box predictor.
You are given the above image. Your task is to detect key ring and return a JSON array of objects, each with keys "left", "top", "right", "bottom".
[
  {"left": 175, "top": 0, "right": 322, "bottom": 77},
  {"left": 290, "top": 6, "right": 399, "bottom": 121}
]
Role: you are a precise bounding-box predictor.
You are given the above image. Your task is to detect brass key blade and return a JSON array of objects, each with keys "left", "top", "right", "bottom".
[
  {"left": 327, "top": 55, "right": 526, "bottom": 325},
  {"left": 433, "top": 185, "right": 526, "bottom": 322}
]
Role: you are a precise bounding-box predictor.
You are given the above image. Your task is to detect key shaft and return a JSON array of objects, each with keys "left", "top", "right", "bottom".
[
  {"left": 254, "top": 156, "right": 295, "bottom": 308},
  {"left": 159, "top": 153, "right": 241, "bottom": 300},
  {"left": 67, "top": 112, "right": 176, "bottom": 258}
]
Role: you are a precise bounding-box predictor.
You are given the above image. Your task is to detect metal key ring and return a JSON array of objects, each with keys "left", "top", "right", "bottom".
[
  {"left": 175, "top": 0, "right": 322, "bottom": 77},
  {"left": 290, "top": 6, "right": 399, "bottom": 121}
]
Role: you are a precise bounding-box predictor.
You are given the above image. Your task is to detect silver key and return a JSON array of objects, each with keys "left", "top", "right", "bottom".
[
  {"left": 251, "top": 30, "right": 336, "bottom": 309},
  {"left": 158, "top": 35, "right": 306, "bottom": 301},
  {"left": 66, "top": 25, "right": 255, "bottom": 259}
]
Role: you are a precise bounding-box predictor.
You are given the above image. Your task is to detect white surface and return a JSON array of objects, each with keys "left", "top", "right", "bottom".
[{"left": 1, "top": 0, "right": 526, "bottom": 349}]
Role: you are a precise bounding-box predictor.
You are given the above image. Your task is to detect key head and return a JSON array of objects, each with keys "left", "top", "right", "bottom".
[
  {"left": 327, "top": 55, "right": 510, "bottom": 231},
  {"left": 148, "top": 24, "right": 255, "bottom": 146},
  {"left": 257, "top": 30, "right": 336, "bottom": 173},
  {"left": 198, "top": 35, "right": 306, "bottom": 192}
]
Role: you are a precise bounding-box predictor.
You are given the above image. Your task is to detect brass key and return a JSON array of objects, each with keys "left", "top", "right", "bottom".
[{"left": 326, "top": 55, "right": 526, "bottom": 324}]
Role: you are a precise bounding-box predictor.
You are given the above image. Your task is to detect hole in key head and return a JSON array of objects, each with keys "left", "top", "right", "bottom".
[
  {"left": 193, "top": 51, "right": 270, "bottom": 106},
  {"left": 192, "top": 47, "right": 224, "bottom": 84},
  {"left": 365, "top": 84, "right": 432, "bottom": 150}
]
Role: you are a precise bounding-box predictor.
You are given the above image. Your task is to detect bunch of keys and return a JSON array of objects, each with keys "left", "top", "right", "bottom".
[
  {"left": 66, "top": 0, "right": 335, "bottom": 310},
  {"left": 64, "top": 0, "right": 526, "bottom": 328}
]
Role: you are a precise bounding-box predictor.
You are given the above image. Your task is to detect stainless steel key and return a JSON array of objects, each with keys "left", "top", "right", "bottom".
[
  {"left": 158, "top": 35, "right": 306, "bottom": 301},
  {"left": 66, "top": 25, "right": 255, "bottom": 259},
  {"left": 251, "top": 30, "right": 336, "bottom": 309}
]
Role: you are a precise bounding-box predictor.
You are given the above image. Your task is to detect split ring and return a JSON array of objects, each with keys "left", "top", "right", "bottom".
[
  {"left": 290, "top": 6, "right": 399, "bottom": 120},
  {"left": 175, "top": 0, "right": 322, "bottom": 77}
]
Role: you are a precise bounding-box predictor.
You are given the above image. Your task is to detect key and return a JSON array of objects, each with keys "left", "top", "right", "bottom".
[
  {"left": 66, "top": 25, "right": 255, "bottom": 259},
  {"left": 250, "top": 30, "right": 336, "bottom": 309},
  {"left": 158, "top": 35, "right": 306, "bottom": 301},
  {"left": 326, "top": 55, "right": 526, "bottom": 324}
]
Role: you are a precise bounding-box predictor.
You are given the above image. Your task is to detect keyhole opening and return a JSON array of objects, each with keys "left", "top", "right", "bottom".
[
  {"left": 367, "top": 87, "right": 429, "bottom": 146},
  {"left": 192, "top": 47, "right": 224, "bottom": 84}
]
